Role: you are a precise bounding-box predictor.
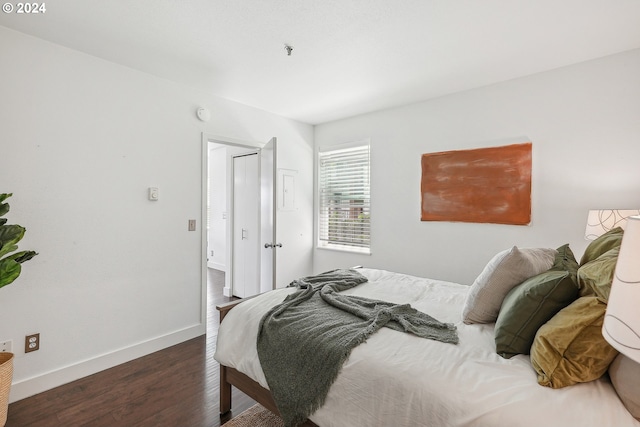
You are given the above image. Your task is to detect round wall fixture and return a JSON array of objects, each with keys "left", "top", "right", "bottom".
[{"left": 196, "top": 107, "right": 211, "bottom": 122}]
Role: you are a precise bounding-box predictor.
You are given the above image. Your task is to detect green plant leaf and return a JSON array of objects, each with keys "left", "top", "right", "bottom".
[
  {"left": 0, "top": 193, "right": 36, "bottom": 289},
  {"left": 0, "top": 242, "right": 18, "bottom": 258},
  {"left": 7, "top": 250, "right": 38, "bottom": 264},
  {"left": 0, "top": 193, "right": 11, "bottom": 218},
  {"left": 0, "top": 224, "right": 25, "bottom": 258},
  {"left": 0, "top": 202, "right": 9, "bottom": 218},
  {"left": 0, "top": 257, "right": 21, "bottom": 288}
]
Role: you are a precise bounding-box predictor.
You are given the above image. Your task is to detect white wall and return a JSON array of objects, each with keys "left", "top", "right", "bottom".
[
  {"left": 314, "top": 49, "right": 640, "bottom": 285},
  {"left": 0, "top": 26, "right": 313, "bottom": 402}
]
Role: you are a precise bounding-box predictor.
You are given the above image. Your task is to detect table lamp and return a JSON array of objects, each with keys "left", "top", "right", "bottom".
[
  {"left": 602, "top": 215, "right": 640, "bottom": 363},
  {"left": 585, "top": 209, "right": 640, "bottom": 240}
]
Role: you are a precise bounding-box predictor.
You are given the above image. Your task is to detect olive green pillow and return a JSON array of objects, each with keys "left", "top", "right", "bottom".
[
  {"left": 579, "top": 227, "right": 624, "bottom": 265},
  {"left": 576, "top": 247, "right": 619, "bottom": 300},
  {"left": 495, "top": 270, "right": 578, "bottom": 359},
  {"left": 550, "top": 244, "right": 579, "bottom": 277},
  {"left": 530, "top": 296, "right": 618, "bottom": 388}
]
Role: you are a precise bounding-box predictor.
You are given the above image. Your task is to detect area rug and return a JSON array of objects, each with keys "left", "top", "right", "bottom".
[{"left": 222, "top": 404, "right": 285, "bottom": 427}]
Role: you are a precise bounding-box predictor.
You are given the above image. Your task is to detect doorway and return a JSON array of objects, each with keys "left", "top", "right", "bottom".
[
  {"left": 200, "top": 132, "right": 313, "bottom": 328},
  {"left": 202, "top": 135, "right": 265, "bottom": 305}
]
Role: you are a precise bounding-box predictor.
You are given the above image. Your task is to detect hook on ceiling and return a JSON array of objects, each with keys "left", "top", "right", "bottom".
[{"left": 284, "top": 44, "right": 293, "bottom": 56}]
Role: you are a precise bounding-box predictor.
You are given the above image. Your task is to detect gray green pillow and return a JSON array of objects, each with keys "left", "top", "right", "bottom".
[
  {"left": 550, "top": 243, "right": 579, "bottom": 277},
  {"left": 495, "top": 269, "right": 578, "bottom": 358}
]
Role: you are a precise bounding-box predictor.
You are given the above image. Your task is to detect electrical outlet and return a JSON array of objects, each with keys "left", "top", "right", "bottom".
[
  {"left": 25, "top": 333, "right": 40, "bottom": 353},
  {"left": 0, "top": 340, "right": 12, "bottom": 353}
]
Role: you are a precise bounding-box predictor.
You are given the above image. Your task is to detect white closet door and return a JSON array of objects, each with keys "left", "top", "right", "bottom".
[{"left": 232, "top": 153, "right": 260, "bottom": 298}]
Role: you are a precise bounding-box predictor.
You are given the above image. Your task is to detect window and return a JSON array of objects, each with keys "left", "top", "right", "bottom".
[{"left": 318, "top": 143, "right": 370, "bottom": 253}]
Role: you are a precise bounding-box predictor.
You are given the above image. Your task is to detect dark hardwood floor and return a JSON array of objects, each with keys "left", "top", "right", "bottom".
[{"left": 6, "top": 269, "right": 256, "bottom": 427}]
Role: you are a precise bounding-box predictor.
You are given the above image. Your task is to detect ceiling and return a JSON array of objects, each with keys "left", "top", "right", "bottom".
[{"left": 2, "top": 0, "right": 640, "bottom": 125}]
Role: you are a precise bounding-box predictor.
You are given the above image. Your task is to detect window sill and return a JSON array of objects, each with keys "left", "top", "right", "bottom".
[{"left": 316, "top": 244, "right": 371, "bottom": 255}]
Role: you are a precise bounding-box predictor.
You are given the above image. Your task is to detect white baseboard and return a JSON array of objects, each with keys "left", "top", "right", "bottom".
[{"left": 9, "top": 323, "right": 205, "bottom": 403}]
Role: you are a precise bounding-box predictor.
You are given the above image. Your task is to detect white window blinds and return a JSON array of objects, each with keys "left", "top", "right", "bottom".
[{"left": 318, "top": 144, "right": 370, "bottom": 252}]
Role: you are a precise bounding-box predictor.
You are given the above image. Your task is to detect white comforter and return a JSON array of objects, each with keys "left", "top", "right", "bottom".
[{"left": 214, "top": 268, "right": 639, "bottom": 427}]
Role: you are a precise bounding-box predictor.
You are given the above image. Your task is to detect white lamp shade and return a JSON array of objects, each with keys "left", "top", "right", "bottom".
[
  {"left": 585, "top": 209, "right": 640, "bottom": 240},
  {"left": 602, "top": 215, "right": 640, "bottom": 363}
]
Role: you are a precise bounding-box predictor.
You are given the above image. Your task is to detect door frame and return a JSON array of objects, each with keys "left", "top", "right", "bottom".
[{"left": 200, "top": 133, "right": 264, "bottom": 321}]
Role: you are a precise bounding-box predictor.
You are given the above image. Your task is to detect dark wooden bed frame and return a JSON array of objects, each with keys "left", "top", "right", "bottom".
[{"left": 216, "top": 299, "right": 318, "bottom": 427}]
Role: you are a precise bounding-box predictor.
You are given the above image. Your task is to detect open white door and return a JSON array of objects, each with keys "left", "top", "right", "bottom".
[{"left": 260, "top": 137, "right": 278, "bottom": 292}]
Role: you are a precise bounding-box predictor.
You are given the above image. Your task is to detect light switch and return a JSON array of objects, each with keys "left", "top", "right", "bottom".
[{"left": 149, "top": 187, "right": 159, "bottom": 201}]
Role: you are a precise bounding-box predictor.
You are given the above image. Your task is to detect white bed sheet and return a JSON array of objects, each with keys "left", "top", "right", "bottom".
[{"left": 214, "top": 268, "right": 639, "bottom": 427}]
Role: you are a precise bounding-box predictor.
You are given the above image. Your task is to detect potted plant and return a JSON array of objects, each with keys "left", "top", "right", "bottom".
[{"left": 0, "top": 193, "right": 37, "bottom": 426}]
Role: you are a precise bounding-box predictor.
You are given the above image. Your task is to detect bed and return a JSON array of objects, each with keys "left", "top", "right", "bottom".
[{"left": 214, "top": 243, "right": 640, "bottom": 426}]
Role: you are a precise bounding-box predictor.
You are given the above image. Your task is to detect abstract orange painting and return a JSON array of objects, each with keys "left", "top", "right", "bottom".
[{"left": 421, "top": 142, "right": 532, "bottom": 225}]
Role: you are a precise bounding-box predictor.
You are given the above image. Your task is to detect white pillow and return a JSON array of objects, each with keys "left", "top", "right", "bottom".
[{"left": 462, "top": 246, "right": 556, "bottom": 324}]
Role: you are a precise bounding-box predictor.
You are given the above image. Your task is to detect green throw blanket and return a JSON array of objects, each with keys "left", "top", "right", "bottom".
[{"left": 256, "top": 269, "right": 458, "bottom": 427}]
